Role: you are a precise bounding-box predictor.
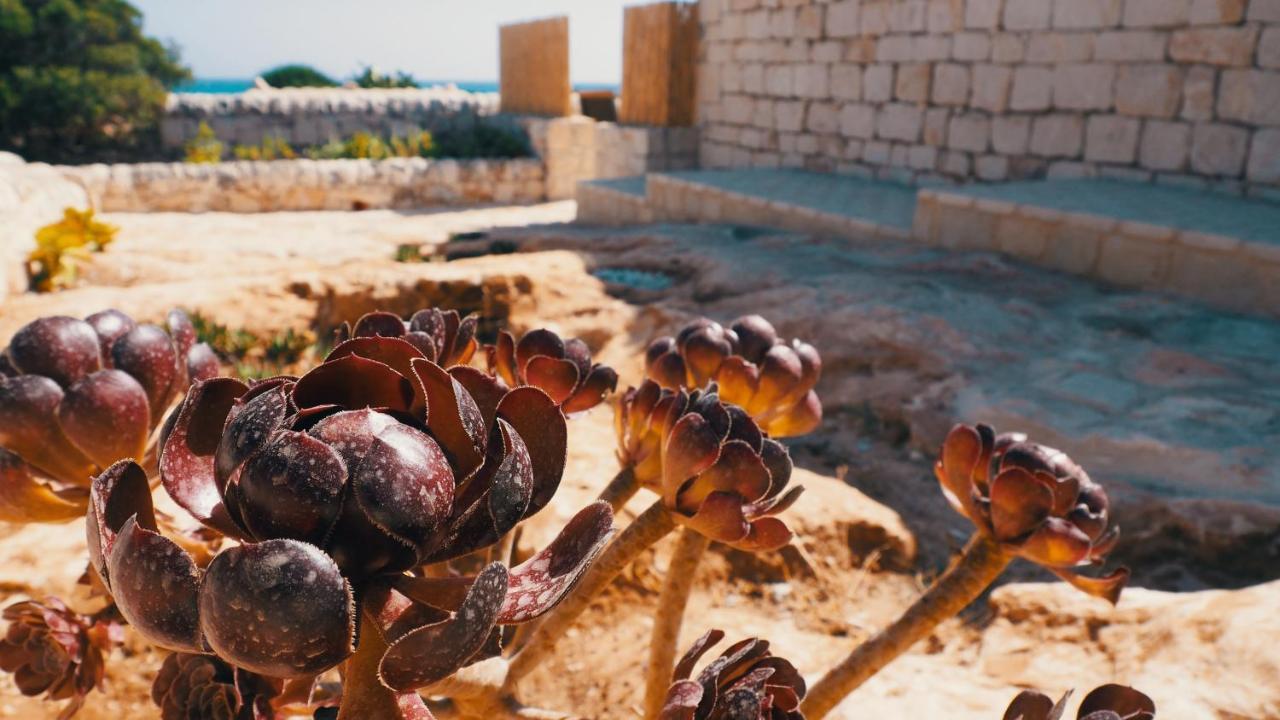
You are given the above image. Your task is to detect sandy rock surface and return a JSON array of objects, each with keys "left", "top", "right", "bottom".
[{"left": 0, "top": 208, "right": 1276, "bottom": 719}]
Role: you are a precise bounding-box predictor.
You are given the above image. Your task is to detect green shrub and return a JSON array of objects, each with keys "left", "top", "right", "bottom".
[
  {"left": 260, "top": 63, "right": 337, "bottom": 88},
  {"left": 0, "top": 0, "right": 191, "bottom": 163},
  {"left": 431, "top": 122, "right": 531, "bottom": 159},
  {"left": 353, "top": 65, "right": 418, "bottom": 89}
]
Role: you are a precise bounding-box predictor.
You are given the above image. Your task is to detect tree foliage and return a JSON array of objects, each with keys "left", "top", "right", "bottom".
[
  {"left": 260, "top": 63, "right": 337, "bottom": 88},
  {"left": 0, "top": 0, "right": 190, "bottom": 162}
]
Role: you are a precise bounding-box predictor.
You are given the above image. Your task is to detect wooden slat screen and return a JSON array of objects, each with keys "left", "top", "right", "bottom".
[
  {"left": 500, "top": 16, "right": 572, "bottom": 117},
  {"left": 620, "top": 2, "right": 699, "bottom": 127}
]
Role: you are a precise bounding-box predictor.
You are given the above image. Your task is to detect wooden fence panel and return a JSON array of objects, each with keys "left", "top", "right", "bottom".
[
  {"left": 621, "top": 2, "right": 699, "bottom": 127},
  {"left": 500, "top": 17, "right": 572, "bottom": 117}
]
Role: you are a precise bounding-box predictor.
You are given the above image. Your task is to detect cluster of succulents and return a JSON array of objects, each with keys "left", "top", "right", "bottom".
[{"left": 0, "top": 307, "right": 1142, "bottom": 720}]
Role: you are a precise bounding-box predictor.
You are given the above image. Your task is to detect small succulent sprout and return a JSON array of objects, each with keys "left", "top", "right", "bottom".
[
  {"left": 644, "top": 315, "right": 822, "bottom": 438},
  {"left": 487, "top": 327, "right": 619, "bottom": 413},
  {"left": 1003, "top": 685, "right": 1155, "bottom": 720},
  {"left": 616, "top": 380, "right": 801, "bottom": 552},
  {"left": 0, "top": 598, "right": 122, "bottom": 719},
  {"left": 935, "top": 423, "right": 1129, "bottom": 603},
  {"left": 660, "top": 629, "right": 806, "bottom": 720},
  {"left": 90, "top": 332, "right": 614, "bottom": 690},
  {"left": 152, "top": 652, "right": 283, "bottom": 720},
  {"left": 0, "top": 309, "right": 218, "bottom": 522},
  {"left": 333, "top": 308, "right": 479, "bottom": 368}
]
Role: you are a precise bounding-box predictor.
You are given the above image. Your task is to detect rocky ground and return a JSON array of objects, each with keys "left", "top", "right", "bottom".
[{"left": 0, "top": 204, "right": 1276, "bottom": 719}]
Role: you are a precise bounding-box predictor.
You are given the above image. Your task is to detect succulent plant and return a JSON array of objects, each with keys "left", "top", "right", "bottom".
[
  {"left": 0, "top": 598, "right": 122, "bottom": 719},
  {"left": 1003, "top": 685, "right": 1155, "bottom": 720},
  {"left": 644, "top": 316, "right": 821, "bottom": 438},
  {"left": 0, "top": 309, "right": 218, "bottom": 522},
  {"left": 334, "top": 308, "right": 479, "bottom": 368},
  {"left": 487, "top": 327, "right": 618, "bottom": 413},
  {"left": 86, "top": 332, "right": 614, "bottom": 716},
  {"left": 151, "top": 652, "right": 282, "bottom": 720},
  {"left": 659, "top": 629, "right": 806, "bottom": 720},
  {"left": 935, "top": 424, "right": 1128, "bottom": 602},
  {"left": 616, "top": 380, "right": 801, "bottom": 552}
]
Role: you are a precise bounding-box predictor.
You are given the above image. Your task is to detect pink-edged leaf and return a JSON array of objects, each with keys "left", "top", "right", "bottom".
[
  {"left": 185, "top": 344, "right": 221, "bottom": 385},
  {"left": 160, "top": 377, "right": 249, "bottom": 537},
  {"left": 733, "top": 516, "right": 794, "bottom": 553},
  {"left": 562, "top": 364, "right": 618, "bottom": 414},
  {"left": 1078, "top": 684, "right": 1154, "bottom": 719},
  {"left": 199, "top": 539, "right": 355, "bottom": 677},
  {"left": 648, "top": 349, "right": 689, "bottom": 391},
  {"left": 989, "top": 468, "right": 1055, "bottom": 543},
  {"left": 110, "top": 324, "right": 180, "bottom": 418},
  {"left": 108, "top": 516, "right": 203, "bottom": 652},
  {"left": 0, "top": 375, "right": 95, "bottom": 486},
  {"left": 659, "top": 679, "right": 704, "bottom": 720},
  {"left": 1049, "top": 567, "right": 1130, "bottom": 606},
  {"left": 729, "top": 315, "right": 779, "bottom": 362},
  {"left": 514, "top": 329, "right": 566, "bottom": 375},
  {"left": 1002, "top": 689, "right": 1056, "bottom": 720},
  {"left": 674, "top": 629, "right": 725, "bottom": 682},
  {"left": 84, "top": 309, "right": 136, "bottom": 362},
  {"left": 1018, "top": 517, "right": 1093, "bottom": 568},
  {"left": 87, "top": 460, "right": 155, "bottom": 589},
  {"left": 495, "top": 386, "right": 567, "bottom": 517},
  {"left": 237, "top": 430, "right": 347, "bottom": 546},
  {"left": 682, "top": 492, "right": 750, "bottom": 545},
  {"left": 763, "top": 389, "right": 823, "bottom": 439},
  {"left": 0, "top": 448, "right": 84, "bottom": 523},
  {"left": 498, "top": 501, "right": 614, "bottom": 624},
  {"left": 412, "top": 358, "right": 485, "bottom": 478},
  {"left": 6, "top": 316, "right": 102, "bottom": 387},
  {"left": 214, "top": 382, "right": 291, "bottom": 488},
  {"left": 449, "top": 365, "right": 508, "bottom": 430},
  {"left": 935, "top": 424, "right": 986, "bottom": 524},
  {"left": 748, "top": 345, "right": 804, "bottom": 418},
  {"left": 325, "top": 336, "right": 428, "bottom": 416},
  {"left": 661, "top": 413, "right": 723, "bottom": 509},
  {"left": 353, "top": 423, "right": 455, "bottom": 550},
  {"left": 352, "top": 311, "right": 407, "bottom": 339},
  {"left": 379, "top": 563, "right": 507, "bottom": 691},
  {"left": 675, "top": 440, "right": 772, "bottom": 515},
  {"left": 522, "top": 355, "right": 579, "bottom": 405},
  {"left": 166, "top": 309, "right": 198, "bottom": 359},
  {"left": 56, "top": 369, "right": 150, "bottom": 469},
  {"left": 293, "top": 355, "right": 414, "bottom": 414},
  {"left": 487, "top": 330, "right": 519, "bottom": 387}
]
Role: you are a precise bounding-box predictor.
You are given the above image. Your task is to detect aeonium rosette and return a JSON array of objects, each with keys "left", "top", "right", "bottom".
[
  {"left": 487, "top": 327, "right": 618, "bottom": 413},
  {"left": 936, "top": 423, "right": 1128, "bottom": 603},
  {"left": 0, "top": 309, "right": 218, "bottom": 522},
  {"left": 334, "top": 308, "right": 480, "bottom": 368},
  {"left": 1003, "top": 684, "right": 1155, "bottom": 720},
  {"left": 85, "top": 329, "right": 614, "bottom": 698},
  {"left": 660, "top": 629, "right": 807, "bottom": 720},
  {"left": 644, "top": 316, "right": 821, "bottom": 438},
  {"left": 616, "top": 380, "right": 801, "bottom": 552}
]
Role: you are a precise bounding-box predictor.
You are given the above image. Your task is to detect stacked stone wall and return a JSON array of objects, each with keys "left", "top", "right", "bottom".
[{"left": 697, "top": 0, "right": 1280, "bottom": 196}]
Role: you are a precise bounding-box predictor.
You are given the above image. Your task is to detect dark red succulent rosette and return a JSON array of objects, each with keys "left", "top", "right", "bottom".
[
  {"left": 334, "top": 309, "right": 479, "bottom": 369},
  {"left": 660, "top": 629, "right": 806, "bottom": 720},
  {"left": 0, "top": 309, "right": 218, "bottom": 522},
  {"left": 87, "top": 334, "right": 614, "bottom": 690},
  {"left": 152, "top": 652, "right": 283, "bottom": 720},
  {"left": 935, "top": 423, "right": 1129, "bottom": 604},
  {"left": 487, "top": 328, "right": 618, "bottom": 413},
  {"left": 1003, "top": 684, "right": 1155, "bottom": 720},
  {"left": 616, "top": 380, "right": 802, "bottom": 553},
  {"left": 644, "top": 316, "right": 821, "bottom": 438},
  {"left": 0, "top": 597, "right": 122, "bottom": 720}
]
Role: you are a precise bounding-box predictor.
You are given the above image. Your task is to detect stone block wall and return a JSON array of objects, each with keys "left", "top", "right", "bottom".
[
  {"left": 60, "top": 158, "right": 544, "bottom": 213},
  {"left": 161, "top": 88, "right": 503, "bottom": 149},
  {"left": 524, "top": 116, "right": 700, "bottom": 199},
  {"left": 697, "top": 0, "right": 1280, "bottom": 196}
]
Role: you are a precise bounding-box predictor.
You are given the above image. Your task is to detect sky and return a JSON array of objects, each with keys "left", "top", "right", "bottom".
[{"left": 133, "top": 0, "right": 633, "bottom": 84}]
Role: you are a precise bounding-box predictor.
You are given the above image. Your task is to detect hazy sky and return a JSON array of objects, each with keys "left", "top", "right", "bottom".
[{"left": 134, "top": 1, "right": 632, "bottom": 83}]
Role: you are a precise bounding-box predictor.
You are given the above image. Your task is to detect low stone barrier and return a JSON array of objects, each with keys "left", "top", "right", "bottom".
[
  {"left": 0, "top": 153, "right": 91, "bottom": 297},
  {"left": 61, "top": 157, "right": 546, "bottom": 213}
]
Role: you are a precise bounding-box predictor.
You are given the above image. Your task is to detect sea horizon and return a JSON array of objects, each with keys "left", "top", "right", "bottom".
[{"left": 176, "top": 78, "right": 620, "bottom": 94}]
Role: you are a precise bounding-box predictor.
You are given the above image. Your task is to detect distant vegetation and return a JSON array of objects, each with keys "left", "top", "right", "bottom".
[
  {"left": 353, "top": 66, "right": 419, "bottom": 89},
  {"left": 259, "top": 63, "right": 337, "bottom": 88},
  {"left": 0, "top": 0, "right": 191, "bottom": 162},
  {"left": 185, "top": 123, "right": 531, "bottom": 163}
]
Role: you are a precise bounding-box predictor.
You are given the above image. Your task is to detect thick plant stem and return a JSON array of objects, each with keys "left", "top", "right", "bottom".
[
  {"left": 597, "top": 466, "right": 639, "bottom": 513},
  {"left": 800, "top": 534, "right": 1011, "bottom": 719},
  {"left": 337, "top": 609, "right": 433, "bottom": 720},
  {"left": 507, "top": 501, "right": 677, "bottom": 685},
  {"left": 643, "top": 527, "right": 710, "bottom": 720}
]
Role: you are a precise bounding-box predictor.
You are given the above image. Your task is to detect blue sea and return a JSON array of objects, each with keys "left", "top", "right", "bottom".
[{"left": 176, "top": 78, "right": 619, "bottom": 94}]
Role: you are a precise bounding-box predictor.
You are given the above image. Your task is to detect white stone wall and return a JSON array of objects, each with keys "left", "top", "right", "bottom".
[
  {"left": 0, "top": 153, "right": 91, "bottom": 297},
  {"left": 60, "top": 158, "right": 545, "bottom": 213},
  {"left": 523, "top": 117, "right": 699, "bottom": 200},
  {"left": 161, "top": 87, "right": 503, "bottom": 148},
  {"left": 697, "top": 0, "right": 1280, "bottom": 196}
]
